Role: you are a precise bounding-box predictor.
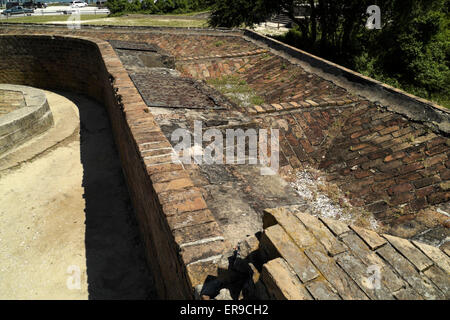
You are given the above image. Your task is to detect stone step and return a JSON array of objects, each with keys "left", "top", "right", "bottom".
[{"left": 257, "top": 205, "right": 450, "bottom": 300}]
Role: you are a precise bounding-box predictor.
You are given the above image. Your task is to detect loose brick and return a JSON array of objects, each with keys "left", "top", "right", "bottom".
[{"left": 320, "top": 217, "right": 350, "bottom": 236}]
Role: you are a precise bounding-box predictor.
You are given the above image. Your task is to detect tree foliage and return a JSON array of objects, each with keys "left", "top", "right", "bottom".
[
  {"left": 208, "top": 0, "right": 450, "bottom": 106},
  {"left": 106, "top": 0, "right": 211, "bottom": 15}
]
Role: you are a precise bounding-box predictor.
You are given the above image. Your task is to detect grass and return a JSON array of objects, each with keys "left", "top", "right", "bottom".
[
  {"left": 207, "top": 75, "right": 265, "bottom": 108},
  {"left": 1, "top": 13, "right": 207, "bottom": 27},
  {"left": 88, "top": 16, "right": 207, "bottom": 27}
]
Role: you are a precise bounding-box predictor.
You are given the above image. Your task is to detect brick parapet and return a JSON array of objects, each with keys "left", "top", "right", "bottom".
[{"left": 243, "top": 29, "right": 450, "bottom": 135}]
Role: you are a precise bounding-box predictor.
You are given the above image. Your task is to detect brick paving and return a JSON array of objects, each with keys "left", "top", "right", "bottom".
[{"left": 92, "top": 29, "right": 448, "bottom": 245}]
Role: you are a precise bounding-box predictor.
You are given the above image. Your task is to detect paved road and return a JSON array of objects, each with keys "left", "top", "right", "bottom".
[{"left": 0, "top": 6, "right": 109, "bottom": 19}]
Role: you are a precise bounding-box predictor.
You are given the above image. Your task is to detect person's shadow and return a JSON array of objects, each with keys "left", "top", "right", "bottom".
[{"left": 64, "top": 92, "right": 157, "bottom": 299}]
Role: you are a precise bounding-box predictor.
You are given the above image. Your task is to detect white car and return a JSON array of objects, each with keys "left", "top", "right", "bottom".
[{"left": 70, "top": 1, "right": 88, "bottom": 8}]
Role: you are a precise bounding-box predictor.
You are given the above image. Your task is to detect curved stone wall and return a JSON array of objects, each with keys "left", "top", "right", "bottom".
[
  {"left": 0, "top": 34, "right": 221, "bottom": 299},
  {"left": 0, "top": 84, "right": 53, "bottom": 155}
]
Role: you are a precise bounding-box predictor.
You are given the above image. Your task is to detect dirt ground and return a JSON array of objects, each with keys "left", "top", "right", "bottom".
[{"left": 0, "top": 91, "right": 155, "bottom": 299}]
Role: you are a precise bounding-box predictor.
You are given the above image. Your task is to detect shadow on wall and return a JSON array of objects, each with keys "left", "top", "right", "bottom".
[{"left": 64, "top": 92, "right": 158, "bottom": 299}]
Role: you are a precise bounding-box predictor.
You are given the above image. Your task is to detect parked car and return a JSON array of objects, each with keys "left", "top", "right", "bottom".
[
  {"left": 96, "top": 0, "right": 106, "bottom": 8},
  {"left": 70, "top": 1, "right": 88, "bottom": 8},
  {"left": 36, "top": 2, "right": 48, "bottom": 8},
  {"left": 5, "top": 2, "right": 20, "bottom": 10},
  {"left": 2, "top": 6, "right": 34, "bottom": 15},
  {"left": 22, "top": 1, "right": 35, "bottom": 9},
  {"left": 21, "top": 1, "right": 47, "bottom": 9}
]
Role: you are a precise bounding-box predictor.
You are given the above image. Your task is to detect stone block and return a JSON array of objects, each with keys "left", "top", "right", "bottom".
[
  {"left": 376, "top": 244, "right": 444, "bottom": 300},
  {"left": 350, "top": 225, "right": 387, "bottom": 250},
  {"left": 295, "top": 212, "right": 347, "bottom": 256},
  {"left": 304, "top": 245, "right": 369, "bottom": 300},
  {"left": 263, "top": 208, "right": 316, "bottom": 248},
  {"left": 412, "top": 240, "right": 450, "bottom": 274},
  {"left": 260, "top": 225, "right": 319, "bottom": 283},
  {"left": 383, "top": 234, "right": 433, "bottom": 272},
  {"left": 261, "top": 258, "right": 312, "bottom": 300}
]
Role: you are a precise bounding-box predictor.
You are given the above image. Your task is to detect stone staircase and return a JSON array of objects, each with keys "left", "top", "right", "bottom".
[{"left": 250, "top": 206, "right": 450, "bottom": 300}]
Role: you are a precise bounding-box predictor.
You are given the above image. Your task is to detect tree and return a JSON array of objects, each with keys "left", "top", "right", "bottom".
[
  {"left": 208, "top": 0, "right": 450, "bottom": 105},
  {"left": 105, "top": 0, "right": 127, "bottom": 14}
]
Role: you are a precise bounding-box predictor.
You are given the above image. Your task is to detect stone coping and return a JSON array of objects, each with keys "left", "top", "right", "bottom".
[
  {"left": 0, "top": 22, "right": 243, "bottom": 35},
  {"left": 0, "top": 84, "right": 53, "bottom": 155}
]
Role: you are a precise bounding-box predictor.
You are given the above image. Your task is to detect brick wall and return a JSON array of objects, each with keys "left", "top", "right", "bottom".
[{"left": 0, "top": 34, "right": 225, "bottom": 299}]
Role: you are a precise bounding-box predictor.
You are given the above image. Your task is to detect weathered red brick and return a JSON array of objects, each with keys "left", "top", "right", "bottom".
[
  {"left": 428, "top": 192, "right": 450, "bottom": 204},
  {"left": 162, "top": 196, "right": 208, "bottom": 216},
  {"left": 390, "top": 193, "right": 415, "bottom": 205},
  {"left": 416, "top": 185, "right": 435, "bottom": 198},
  {"left": 153, "top": 178, "right": 194, "bottom": 193},
  {"left": 355, "top": 170, "right": 372, "bottom": 179},
  {"left": 299, "top": 138, "right": 314, "bottom": 153},
  {"left": 388, "top": 183, "right": 414, "bottom": 195},
  {"left": 384, "top": 152, "right": 406, "bottom": 162},
  {"left": 413, "top": 176, "right": 439, "bottom": 189}
]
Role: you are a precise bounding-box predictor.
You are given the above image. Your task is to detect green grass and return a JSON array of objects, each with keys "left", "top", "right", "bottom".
[
  {"left": 2, "top": 14, "right": 207, "bottom": 27},
  {"left": 207, "top": 75, "right": 265, "bottom": 108},
  {"left": 88, "top": 16, "right": 207, "bottom": 27},
  {"left": 153, "top": 10, "right": 210, "bottom": 17}
]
